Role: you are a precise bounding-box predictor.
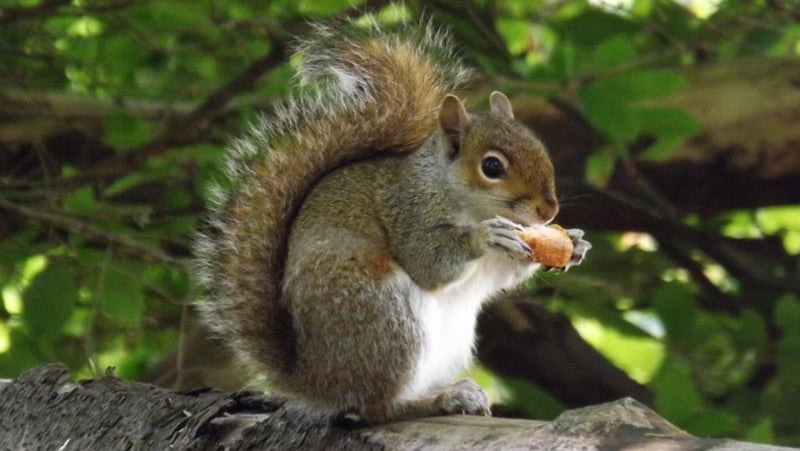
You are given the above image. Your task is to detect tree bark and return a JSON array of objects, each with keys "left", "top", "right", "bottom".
[{"left": 0, "top": 364, "right": 794, "bottom": 450}]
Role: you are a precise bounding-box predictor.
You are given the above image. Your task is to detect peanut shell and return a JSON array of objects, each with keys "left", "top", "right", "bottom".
[{"left": 518, "top": 224, "right": 573, "bottom": 267}]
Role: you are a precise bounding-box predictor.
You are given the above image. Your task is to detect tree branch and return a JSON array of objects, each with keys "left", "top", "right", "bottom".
[
  {"left": 0, "top": 197, "right": 176, "bottom": 265},
  {"left": 0, "top": 0, "right": 140, "bottom": 26},
  {"left": 0, "top": 364, "right": 788, "bottom": 450},
  {"left": 0, "top": 0, "right": 70, "bottom": 26},
  {"left": 74, "top": 44, "right": 287, "bottom": 184},
  {"left": 477, "top": 297, "right": 655, "bottom": 407}
]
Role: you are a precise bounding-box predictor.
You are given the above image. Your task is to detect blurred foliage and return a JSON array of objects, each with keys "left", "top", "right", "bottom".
[{"left": 1, "top": 0, "right": 799, "bottom": 446}]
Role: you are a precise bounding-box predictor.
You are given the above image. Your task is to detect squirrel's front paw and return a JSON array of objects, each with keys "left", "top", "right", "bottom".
[
  {"left": 477, "top": 216, "right": 531, "bottom": 260},
  {"left": 563, "top": 228, "right": 591, "bottom": 270},
  {"left": 433, "top": 379, "right": 491, "bottom": 416}
]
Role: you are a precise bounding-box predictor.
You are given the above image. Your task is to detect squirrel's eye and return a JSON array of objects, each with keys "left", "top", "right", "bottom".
[{"left": 481, "top": 155, "right": 507, "bottom": 179}]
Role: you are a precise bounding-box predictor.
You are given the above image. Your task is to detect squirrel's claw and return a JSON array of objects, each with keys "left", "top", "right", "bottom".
[
  {"left": 433, "top": 379, "right": 491, "bottom": 417},
  {"left": 562, "top": 228, "right": 591, "bottom": 271},
  {"left": 478, "top": 217, "right": 531, "bottom": 260}
]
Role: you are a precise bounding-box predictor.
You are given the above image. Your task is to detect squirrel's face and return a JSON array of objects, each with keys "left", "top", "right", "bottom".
[{"left": 440, "top": 92, "right": 559, "bottom": 226}]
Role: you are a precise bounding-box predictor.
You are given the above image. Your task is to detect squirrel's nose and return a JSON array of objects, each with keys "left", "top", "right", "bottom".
[{"left": 535, "top": 193, "right": 559, "bottom": 223}]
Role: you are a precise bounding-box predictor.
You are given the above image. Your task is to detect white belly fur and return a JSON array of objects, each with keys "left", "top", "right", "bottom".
[{"left": 395, "top": 253, "right": 539, "bottom": 401}]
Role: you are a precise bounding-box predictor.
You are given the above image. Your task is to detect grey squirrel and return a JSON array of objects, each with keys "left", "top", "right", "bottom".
[{"left": 194, "top": 19, "right": 591, "bottom": 423}]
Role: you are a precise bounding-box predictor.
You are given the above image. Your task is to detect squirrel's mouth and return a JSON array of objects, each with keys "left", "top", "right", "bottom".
[
  {"left": 507, "top": 197, "right": 546, "bottom": 227},
  {"left": 503, "top": 211, "right": 540, "bottom": 228},
  {"left": 508, "top": 194, "right": 558, "bottom": 226}
]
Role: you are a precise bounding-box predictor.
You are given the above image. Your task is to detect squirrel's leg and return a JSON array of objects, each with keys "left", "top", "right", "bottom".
[{"left": 284, "top": 234, "right": 422, "bottom": 417}]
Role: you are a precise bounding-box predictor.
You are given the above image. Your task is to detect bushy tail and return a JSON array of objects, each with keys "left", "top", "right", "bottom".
[{"left": 194, "top": 19, "right": 471, "bottom": 380}]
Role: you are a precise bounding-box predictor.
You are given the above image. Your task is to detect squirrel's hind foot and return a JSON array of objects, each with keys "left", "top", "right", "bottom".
[{"left": 432, "top": 378, "right": 491, "bottom": 417}]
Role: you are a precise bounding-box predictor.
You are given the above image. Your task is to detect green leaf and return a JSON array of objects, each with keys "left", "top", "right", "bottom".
[
  {"left": 102, "top": 35, "right": 148, "bottom": 82},
  {"left": 131, "top": 1, "right": 214, "bottom": 30},
  {"left": 184, "top": 54, "right": 221, "bottom": 80},
  {"left": 777, "top": 335, "right": 800, "bottom": 382},
  {"left": 757, "top": 206, "right": 800, "bottom": 234},
  {"left": 590, "top": 35, "right": 637, "bottom": 71},
  {"left": 163, "top": 187, "right": 192, "bottom": 211},
  {"left": 44, "top": 16, "right": 75, "bottom": 36},
  {"left": 631, "top": 0, "right": 654, "bottom": 17},
  {"left": 0, "top": 330, "right": 42, "bottom": 378},
  {"left": 497, "top": 19, "right": 530, "bottom": 56},
  {"left": 755, "top": 206, "right": 800, "bottom": 254},
  {"left": 742, "top": 26, "right": 784, "bottom": 55},
  {"left": 67, "top": 16, "right": 103, "bottom": 37},
  {"left": 774, "top": 295, "right": 800, "bottom": 336},
  {"left": 652, "top": 358, "right": 701, "bottom": 423},
  {"left": 62, "top": 186, "right": 98, "bottom": 215},
  {"left": 501, "top": 378, "right": 566, "bottom": 420},
  {"left": 774, "top": 296, "right": 800, "bottom": 376},
  {"left": 585, "top": 70, "right": 687, "bottom": 104},
  {"left": 99, "top": 271, "right": 144, "bottom": 327},
  {"left": 639, "top": 136, "right": 683, "bottom": 162},
  {"left": 652, "top": 281, "right": 697, "bottom": 346},
  {"left": 584, "top": 147, "right": 617, "bottom": 188},
  {"left": 638, "top": 107, "right": 702, "bottom": 139},
  {"left": 104, "top": 110, "right": 157, "bottom": 149},
  {"left": 297, "top": 0, "right": 359, "bottom": 17},
  {"left": 0, "top": 227, "right": 41, "bottom": 265},
  {"left": 555, "top": 9, "right": 639, "bottom": 47},
  {"left": 647, "top": 1, "right": 697, "bottom": 42},
  {"left": 103, "top": 172, "right": 151, "bottom": 198},
  {"left": 637, "top": 107, "right": 702, "bottom": 161},
  {"left": 624, "top": 70, "right": 687, "bottom": 99},
  {"left": 578, "top": 86, "right": 639, "bottom": 142},
  {"left": 156, "top": 216, "right": 197, "bottom": 238},
  {"left": 552, "top": 40, "right": 578, "bottom": 81},
  {"left": 142, "top": 265, "right": 189, "bottom": 299},
  {"left": 735, "top": 309, "right": 767, "bottom": 348},
  {"left": 21, "top": 262, "right": 77, "bottom": 343},
  {"left": 745, "top": 419, "right": 774, "bottom": 444},
  {"left": 571, "top": 313, "right": 665, "bottom": 384},
  {"left": 687, "top": 410, "right": 738, "bottom": 437}
]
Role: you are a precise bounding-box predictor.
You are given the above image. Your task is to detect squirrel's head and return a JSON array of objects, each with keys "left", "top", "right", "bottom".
[{"left": 439, "top": 91, "right": 558, "bottom": 226}]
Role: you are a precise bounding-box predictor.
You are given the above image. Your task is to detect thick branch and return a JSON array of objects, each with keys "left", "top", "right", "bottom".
[
  {"left": 0, "top": 364, "right": 790, "bottom": 450},
  {"left": 477, "top": 297, "right": 655, "bottom": 407},
  {"left": 0, "top": 91, "right": 201, "bottom": 147}
]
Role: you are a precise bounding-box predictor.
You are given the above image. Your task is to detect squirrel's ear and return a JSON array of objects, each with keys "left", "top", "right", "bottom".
[
  {"left": 439, "top": 95, "right": 470, "bottom": 157},
  {"left": 489, "top": 91, "right": 514, "bottom": 119}
]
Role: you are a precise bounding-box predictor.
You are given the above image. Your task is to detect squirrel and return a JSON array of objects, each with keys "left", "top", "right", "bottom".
[{"left": 194, "top": 18, "right": 590, "bottom": 423}]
